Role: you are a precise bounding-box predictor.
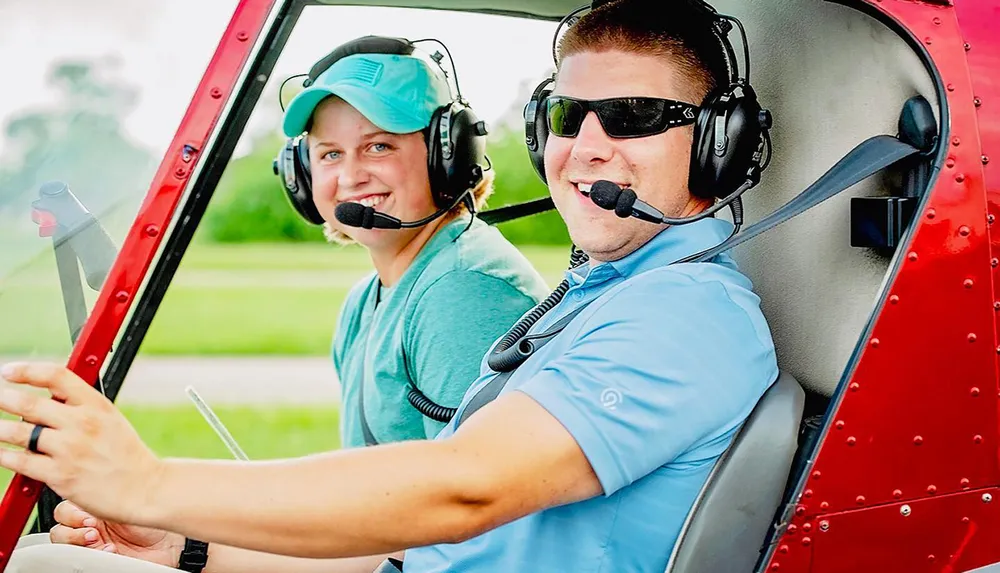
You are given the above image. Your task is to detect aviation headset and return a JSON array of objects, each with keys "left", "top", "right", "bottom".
[
  {"left": 523, "top": 0, "right": 772, "bottom": 200},
  {"left": 273, "top": 35, "right": 489, "bottom": 225}
]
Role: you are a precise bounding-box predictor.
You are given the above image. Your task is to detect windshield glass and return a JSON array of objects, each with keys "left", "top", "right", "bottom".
[{"left": 0, "top": 0, "right": 239, "bottom": 362}]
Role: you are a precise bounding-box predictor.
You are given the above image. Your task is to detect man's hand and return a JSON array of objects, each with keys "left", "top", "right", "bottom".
[
  {"left": 0, "top": 362, "right": 164, "bottom": 525},
  {"left": 50, "top": 500, "right": 183, "bottom": 567}
]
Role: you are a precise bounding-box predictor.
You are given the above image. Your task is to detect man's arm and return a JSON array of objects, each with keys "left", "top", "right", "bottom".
[{"left": 137, "top": 393, "right": 601, "bottom": 559}]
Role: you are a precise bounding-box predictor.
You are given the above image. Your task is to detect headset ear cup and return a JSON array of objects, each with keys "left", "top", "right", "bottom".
[
  {"left": 427, "top": 102, "right": 487, "bottom": 210},
  {"left": 524, "top": 79, "right": 553, "bottom": 184},
  {"left": 689, "top": 84, "right": 765, "bottom": 199},
  {"left": 426, "top": 105, "right": 447, "bottom": 206},
  {"left": 274, "top": 136, "right": 325, "bottom": 225}
]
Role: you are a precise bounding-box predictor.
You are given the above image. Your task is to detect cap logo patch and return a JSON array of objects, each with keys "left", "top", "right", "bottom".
[{"left": 348, "top": 58, "right": 384, "bottom": 86}]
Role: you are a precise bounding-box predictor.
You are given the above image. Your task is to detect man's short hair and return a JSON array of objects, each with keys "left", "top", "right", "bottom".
[{"left": 556, "top": 0, "right": 731, "bottom": 104}]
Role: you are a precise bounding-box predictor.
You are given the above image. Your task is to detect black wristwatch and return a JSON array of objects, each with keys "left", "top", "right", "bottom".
[{"left": 178, "top": 538, "right": 209, "bottom": 573}]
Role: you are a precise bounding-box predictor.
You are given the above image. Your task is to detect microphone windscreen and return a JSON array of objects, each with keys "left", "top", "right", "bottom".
[
  {"left": 615, "top": 188, "right": 637, "bottom": 218},
  {"left": 335, "top": 202, "right": 370, "bottom": 228},
  {"left": 590, "top": 180, "right": 622, "bottom": 210}
]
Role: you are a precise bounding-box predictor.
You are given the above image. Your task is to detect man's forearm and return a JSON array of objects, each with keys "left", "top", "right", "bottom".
[
  {"left": 136, "top": 439, "right": 493, "bottom": 559},
  {"left": 205, "top": 544, "right": 402, "bottom": 573}
]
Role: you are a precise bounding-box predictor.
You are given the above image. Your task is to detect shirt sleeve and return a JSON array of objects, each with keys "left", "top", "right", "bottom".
[
  {"left": 405, "top": 270, "right": 540, "bottom": 440},
  {"left": 516, "top": 275, "right": 778, "bottom": 496}
]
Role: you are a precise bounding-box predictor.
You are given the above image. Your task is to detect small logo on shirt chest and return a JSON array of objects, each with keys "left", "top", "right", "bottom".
[{"left": 600, "top": 388, "right": 623, "bottom": 410}]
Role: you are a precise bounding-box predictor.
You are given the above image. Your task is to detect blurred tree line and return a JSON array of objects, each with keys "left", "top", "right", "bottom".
[{"left": 1, "top": 57, "right": 569, "bottom": 250}]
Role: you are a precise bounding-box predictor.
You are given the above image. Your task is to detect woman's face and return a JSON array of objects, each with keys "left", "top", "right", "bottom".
[{"left": 307, "top": 96, "right": 437, "bottom": 252}]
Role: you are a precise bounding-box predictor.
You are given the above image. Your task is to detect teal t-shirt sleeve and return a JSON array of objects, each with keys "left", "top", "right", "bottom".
[
  {"left": 517, "top": 276, "right": 778, "bottom": 496},
  {"left": 405, "top": 270, "right": 538, "bottom": 439}
]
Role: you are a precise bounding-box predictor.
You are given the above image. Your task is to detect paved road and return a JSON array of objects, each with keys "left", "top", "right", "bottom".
[
  {"left": 0, "top": 356, "right": 343, "bottom": 406},
  {"left": 114, "top": 357, "right": 342, "bottom": 406}
]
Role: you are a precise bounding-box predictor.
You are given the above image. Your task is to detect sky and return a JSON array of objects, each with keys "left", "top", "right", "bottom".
[{"left": 0, "top": 0, "right": 561, "bottom": 160}]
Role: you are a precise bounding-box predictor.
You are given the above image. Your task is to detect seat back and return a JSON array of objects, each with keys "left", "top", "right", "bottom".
[{"left": 665, "top": 371, "right": 805, "bottom": 573}]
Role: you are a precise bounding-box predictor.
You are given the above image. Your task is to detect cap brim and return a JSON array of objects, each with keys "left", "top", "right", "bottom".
[{"left": 282, "top": 82, "right": 429, "bottom": 137}]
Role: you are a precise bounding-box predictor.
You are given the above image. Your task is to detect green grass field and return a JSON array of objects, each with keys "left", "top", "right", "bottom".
[
  {"left": 0, "top": 242, "right": 571, "bottom": 357},
  {"left": 0, "top": 404, "right": 341, "bottom": 493}
]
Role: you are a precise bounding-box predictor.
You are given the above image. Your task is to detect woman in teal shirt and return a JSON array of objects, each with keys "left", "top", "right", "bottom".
[{"left": 278, "top": 35, "right": 549, "bottom": 447}]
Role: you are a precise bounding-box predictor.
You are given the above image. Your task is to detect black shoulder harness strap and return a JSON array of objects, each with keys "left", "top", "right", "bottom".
[{"left": 453, "top": 134, "right": 923, "bottom": 429}]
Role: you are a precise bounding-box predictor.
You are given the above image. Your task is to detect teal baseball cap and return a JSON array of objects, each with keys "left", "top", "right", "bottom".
[{"left": 282, "top": 52, "right": 452, "bottom": 137}]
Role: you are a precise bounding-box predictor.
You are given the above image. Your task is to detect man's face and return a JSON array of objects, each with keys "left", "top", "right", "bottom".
[
  {"left": 308, "top": 96, "right": 436, "bottom": 251},
  {"left": 544, "top": 50, "right": 709, "bottom": 262}
]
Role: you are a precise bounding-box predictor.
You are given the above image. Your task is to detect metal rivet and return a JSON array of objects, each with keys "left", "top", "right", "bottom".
[
  {"left": 850, "top": 382, "right": 861, "bottom": 391},
  {"left": 819, "top": 520, "right": 830, "bottom": 531},
  {"left": 960, "top": 225, "right": 971, "bottom": 236},
  {"left": 971, "top": 387, "right": 981, "bottom": 397},
  {"left": 890, "top": 295, "right": 900, "bottom": 304},
  {"left": 948, "top": 84, "right": 956, "bottom": 92},
  {"left": 933, "top": 17, "right": 941, "bottom": 24},
  {"left": 856, "top": 496, "right": 865, "bottom": 505},
  {"left": 847, "top": 436, "right": 857, "bottom": 446},
  {"left": 929, "top": 555, "right": 936, "bottom": 563},
  {"left": 802, "top": 537, "right": 811, "bottom": 546},
  {"left": 928, "top": 485, "right": 938, "bottom": 494},
  {"left": 996, "top": 345, "right": 1000, "bottom": 354},
  {"left": 812, "top": 471, "right": 822, "bottom": 479},
  {"left": 870, "top": 337, "right": 880, "bottom": 348},
  {"left": 956, "top": 173, "right": 966, "bottom": 182},
  {"left": 965, "top": 42, "right": 972, "bottom": 51},
  {"left": 174, "top": 167, "right": 187, "bottom": 178},
  {"left": 893, "top": 489, "right": 903, "bottom": 498},
  {"left": 85, "top": 355, "right": 98, "bottom": 367},
  {"left": 928, "top": 208, "right": 937, "bottom": 219},
  {"left": 994, "top": 302, "right": 1000, "bottom": 311},
  {"left": 802, "top": 523, "right": 812, "bottom": 532},
  {"left": 901, "top": 504, "right": 911, "bottom": 516},
  {"left": 961, "top": 478, "right": 971, "bottom": 488},
  {"left": 820, "top": 501, "right": 829, "bottom": 510},
  {"left": 989, "top": 214, "right": 995, "bottom": 224},
  {"left": 974, "top": 435, "right": 983, "bottom": 444},
  {"left": 779, "top": 545, "right": 789, "bottom": 554},
  {"left": 975, "top": 97, "right": 982, "bottom": 107},
  {"left": 925, "top": 37, "right": 933, "bottom": 45},
  {"left": 947, "top": 158, "right": 956, "bottom": 168},
  {"left": 145, "top": 225, "right": 159, "bottom": 237},
  {"left": 969, "top": 333, "right": 978, "bottom": 343},
  {"left": 788, "top": 524, "right": 798, "bottom": 534},
  {"left": 983, "top": 493, "right": 993, "bottom": 503},
  {"left": 985, "top": 156, "right": 991, "bottom": 165},
  {"left": 954, "top": 137, "right": 962, "bottom": 146},
  {"left": 963, "top": 516, "right": 970, "bottom": 523},
  {"left": 804, "top": 489, "right": 813, "bottom": 498},
  {"left": 771, "top": 564, "right": 780, "bottom": 571},
  {"left": 836, "top": 420, "right": 845, "bottom": 430},
  {"left": 236, "top": 31, "right": 249, "bottom": 41},
  {"left": 795, "top": 505, "right": 806, "bottom": 516},
  {"left": 914, "top": 435, "right": 923, "bottom": 445},
  {"left": 116, "top": 291, "right": 129, "bottom": 303},
  {"left": 908, "top": 252, "right": 919, "bottom": 262},
  {"left": 210, "top": 88, "right": 223, "bottom": 99},
  {"left": 965, "top": 279, "right": 974, "bottom": 288},
  {"left": 992, "top": 259, "right": 998, "bottom": 268}
]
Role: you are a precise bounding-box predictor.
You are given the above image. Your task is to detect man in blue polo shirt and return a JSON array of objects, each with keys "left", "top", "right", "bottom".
[{"left": 1, "top": 1, "right": 778, "bottom": 572}]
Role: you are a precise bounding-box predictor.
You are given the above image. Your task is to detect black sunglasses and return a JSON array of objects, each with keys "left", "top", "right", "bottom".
[{"left": 546, "top": 96, "right": 699, "bottom": 139}]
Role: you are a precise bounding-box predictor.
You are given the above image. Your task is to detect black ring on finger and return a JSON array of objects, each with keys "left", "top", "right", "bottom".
[{"left": 28, "top": 424, "right": 46, "bottom": 454}]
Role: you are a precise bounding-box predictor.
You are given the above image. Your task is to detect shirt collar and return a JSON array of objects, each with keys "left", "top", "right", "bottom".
[{"left": 566, "top": 218, "right": 735, "bottom": 286}]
